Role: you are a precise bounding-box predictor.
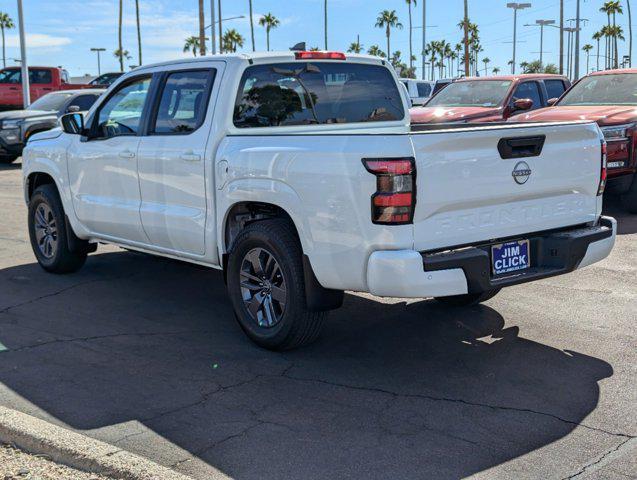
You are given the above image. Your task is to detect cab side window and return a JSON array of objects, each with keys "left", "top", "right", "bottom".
[
  {"left": 545, "top": 79, "right": 567, "bottom": 100},
  {"left": 95, "top": 76, "right": 151, "bottom": 138},
  {"left": 151, "top": 70, "right": 215, "bottom": 134},
  {"left": 511, "top": 82, "right": 542, "bottom": 110},
  {"left": 416, "top": 82, "right": 431, "bottom": 97}
]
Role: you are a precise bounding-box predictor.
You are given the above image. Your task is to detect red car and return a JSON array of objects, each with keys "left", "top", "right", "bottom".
[
  {"left": 514, "top": 69, "right": 637, "bottom": 213},
  {"left": 0, "top": 67, "right": 100, "bottom": 109},
  {"left": 410, "top": 74, "right": 571, "bottom": 124}
]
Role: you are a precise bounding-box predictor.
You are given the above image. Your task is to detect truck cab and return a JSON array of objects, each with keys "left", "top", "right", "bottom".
[
  {"left": 0, "top": 66, "right": 100, "bottom": 110},
  {"left": 410, "top": 74, "right": 570, "bottom": 124}
]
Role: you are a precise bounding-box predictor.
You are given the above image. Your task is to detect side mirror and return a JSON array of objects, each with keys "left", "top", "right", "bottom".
[
  {"left": 547, "top": 97, "right": 559, "bottom": 107},
  {"left": 67, "top": 105, "right": 81, "bottom": 113},
  {"left": 513, "top": 98, "right": 533, "bottom": 112},
  {"left": 60, "top": 113, "right": 85, "bottom": 135}
]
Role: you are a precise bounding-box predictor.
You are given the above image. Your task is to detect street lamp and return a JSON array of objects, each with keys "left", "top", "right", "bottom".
[
  {"left": 90, "top": 48, "right": 106, "bottom": 76},
  {"left": 205, "top": 15, "right": 245, "bottom": 54},
  {"left": 525, "top": 20, "right": 555, "bottom": 67},
  {"left": 507, "top": 3, "right": 532, "bottom": 74}
]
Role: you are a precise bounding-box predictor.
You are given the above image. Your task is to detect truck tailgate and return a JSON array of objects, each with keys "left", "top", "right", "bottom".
[{"left": 410, "top": 122, "right": 604, "bottom": 251}]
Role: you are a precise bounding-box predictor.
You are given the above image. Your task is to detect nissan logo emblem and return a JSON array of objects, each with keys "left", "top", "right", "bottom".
[{"left": 512, "top": 161, "right": 532, "bottom": 185}]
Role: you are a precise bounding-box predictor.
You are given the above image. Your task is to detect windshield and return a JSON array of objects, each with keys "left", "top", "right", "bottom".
[
  {"left": 234, "top": 62, "right": 405, "bottom": 128},
  {"left": 427, "top": 80, "right": 512, "bottom": 108},
  {"left": 28, "top": 92, "right": 73, "bottom": 112},
  {"left": 0, "top": 69, "right": 20, "bottom": 84},
  {"left": 559, "top": 74, "right": 637, "bottom": 106}
]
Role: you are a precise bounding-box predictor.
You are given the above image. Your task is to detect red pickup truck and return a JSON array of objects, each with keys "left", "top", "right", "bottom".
[
  {"left": 513, "top": 69, "right": 637, "bottom": 213},
  {"left": 0, "top": 67, "right": 100, "bottom": 109},
  {"left": 410, "top": 74, "right": 571, "bottom": 123}
]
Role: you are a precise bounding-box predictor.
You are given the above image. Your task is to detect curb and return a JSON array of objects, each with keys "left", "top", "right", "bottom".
[{"left": 0, "top": 406, "right": 193, "bottom": 480}]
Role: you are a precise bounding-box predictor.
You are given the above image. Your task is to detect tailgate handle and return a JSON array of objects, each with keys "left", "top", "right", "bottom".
[{"left": 498, "top": 135, "right": 545, "bottom": 159}]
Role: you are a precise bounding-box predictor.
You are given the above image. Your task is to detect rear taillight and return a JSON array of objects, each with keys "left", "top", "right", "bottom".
[
  {"left": 294, "top": 51, "right": 346, "bottom": 60},
  {"left": 363, "top": 158, "right": 416, "bottom": 225},
  {"left": 598, "top": 140, "right": 607, "bottom": 196}
]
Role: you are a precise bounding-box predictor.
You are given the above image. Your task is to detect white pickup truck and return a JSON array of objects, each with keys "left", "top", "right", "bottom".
[{"left": 22, "top": 51, "right": 616, "bottom": 350}]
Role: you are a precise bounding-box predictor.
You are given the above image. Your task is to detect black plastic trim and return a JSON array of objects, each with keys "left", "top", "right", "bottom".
[
  {"left": 302, "top": 255, "right": 344, "bottom": 311},
  {"left": 422, "top": 218, "right": 613, "bottom": 294},
  {"left": 497, "top": 135, "right": 546, "bottom": 159}
]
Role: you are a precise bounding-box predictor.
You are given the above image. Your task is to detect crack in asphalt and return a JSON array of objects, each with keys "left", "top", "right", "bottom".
[
  {"left": 6, "top": 330, "right": 213, "bottom": 353},
  {"left": 560, "top": 437, "right": 636, "bottom": 479},
  {"left": 280, "top": 373, "right": 635, "bottom": 441},
  {"left": 0, "top": 271, "right": 142, "bottom": 316}
]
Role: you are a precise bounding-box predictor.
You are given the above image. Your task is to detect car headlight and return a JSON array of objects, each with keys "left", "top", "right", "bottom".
[
  {"left": 601, "top": 123, "right": 634, "bottom": 141},
  {"left": 1, "top": 120, "right": 21, "bottom": 130}
]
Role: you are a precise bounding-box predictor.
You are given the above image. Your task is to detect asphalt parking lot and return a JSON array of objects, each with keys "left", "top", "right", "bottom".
[{"left": 0, "top": 160, "right": 635, "bottom": 480}]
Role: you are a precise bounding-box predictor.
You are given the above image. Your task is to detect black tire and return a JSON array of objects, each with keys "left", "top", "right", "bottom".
[
  {"left": 435, "top": 289, "right": 501, "bottom": 307},
  {"left": 227, "top": 219, "right": 325, "bottom": 351},
  {"left": 0, "top": 155, "right": 18, "bottom": 164},
  {"left": 620, "top": 177, "right": 637, "bottom": 214},
  {"left": 28, "top": 184, "right": 88, "bottom": 274}
]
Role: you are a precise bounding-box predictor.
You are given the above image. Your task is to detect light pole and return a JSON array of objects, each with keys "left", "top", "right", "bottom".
[
  {"left": 205, "top": 15, "right": 245, "bottom": 54},
  {"left": 90, "top": 48, "right": 106, "bottom": 76},
  {"left": 507, "top": 3, "right": 532, "bottom": 74},
  {"left": 210, "top": 0, "right": 216, "bottom": 54},
  {"left": 574, "top": 0, "right": 581, "bottom": 79},
  {"left": 422, "top": 0, "right": 426, "bottom": 80},
  {"left": 16, "top": 0, "right": 29, "bottom": 108},
  {"left": 525, "top": 20, "right": 555, "bottom": 67}
]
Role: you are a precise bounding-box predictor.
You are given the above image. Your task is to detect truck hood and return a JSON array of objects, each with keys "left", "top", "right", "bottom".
[
  {"left": 0, "top": 109, "right": 55, "bottom": 121},
  {"left": 28, "top": 127, "right": 62, "bottom": 143},
  {"left": 410, "top": 106, "right": 502, "bottom": 123},
  {"left": 514, "top": 105, "right": 637, "bottom": 126}
]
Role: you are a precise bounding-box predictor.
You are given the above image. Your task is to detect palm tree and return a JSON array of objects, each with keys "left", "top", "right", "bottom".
[
  {"left": 375, "top": 10, "right": 403, "bottom": 59},
  {"left": 222, "top": 29, "right": 244, "bottom": 53},
  {"left": 198, "top": 0, "right": 206, "bottom": 56},
  {"left": 405, "top": 0, "right": 417, "bottom": 71},
  {"left": 520, "top": 61, "right": 530, "bottom": 72},
  {"left": 183, "top": 36, "right": 201, "bottom": 57},
  {"left": 608, "top": 25, "right": 625, "bottom": 68},
  {"left": 248, "top": 0, "right": 255, "bottom": 51},
  {"left": 583, "top": 44, "right": 593, "bottom": 73},
  {"left": 593, "top": 31, "right": 603, "bottom": 71},
  {"left": 0, "top": 12, "right": 15, "bottom": 69},
  {"left": 348, "top": 40, "right": 363, "bottom": 53},
  {"left": 117, "top": 0, "right": 124, "bottom": 72},
  {"left": 628, "top": 0, "right": 633, "bottom": 67},
  {"left": 482, "top": 57, "right": 490, "bottom": 75},
  {"left": 114, "top": 48, "right": 131, "bottom": 67},
  {"left": 492, "top": 67, "right": 500, "bottom": 74},
  {"left": 367, "top": 44, "right": 386, "bottom": 58},
  {"left": 259, "top": 13, "right": 280, "bottom": 52},
  {"left": 134, "top": 0, "right": 142, "bottom": 65},
  {"left": 600, "top": 2, "right": 612, "bottom": 69}
]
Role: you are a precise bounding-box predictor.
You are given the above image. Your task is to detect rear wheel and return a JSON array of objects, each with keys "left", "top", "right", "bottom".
[
  {"left": 28, "top": 185, "right": 88, "bottom": 273},
  {"left": 435, "top": 289, "right": 501, "bottom": 307},
  {"left": 620, "top": 176, "right": 637, "bottom": 214},
  {"left": 227, "top": 219, "right": 325, "bottom": 351}
]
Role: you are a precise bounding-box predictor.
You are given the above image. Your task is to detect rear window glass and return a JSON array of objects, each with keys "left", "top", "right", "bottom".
[
  {"left": 233, "top": 62, "right": 405, "bottom": 128},
  {"left": 416, "top": 82, "right": 431, "bottom": 97},
  {"left": 545, "top": 79, "right": 566, "bottom": 100}
]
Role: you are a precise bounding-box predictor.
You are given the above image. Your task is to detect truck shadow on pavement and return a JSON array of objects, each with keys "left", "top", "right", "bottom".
[
  {"left": 604, "top": 195, "right": 637, "bottom": 235},
  {"left": 0, "top": 251, "right": 614, "bottom": 480}
]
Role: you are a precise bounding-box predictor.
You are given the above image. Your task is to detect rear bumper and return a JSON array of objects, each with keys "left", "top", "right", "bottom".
[{"left": 366, "top": 216, "right": 616, "bottom": 298}]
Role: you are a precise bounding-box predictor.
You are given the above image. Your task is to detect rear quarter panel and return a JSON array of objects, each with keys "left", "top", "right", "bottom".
[{"left": 217, "top": 134, "right": 415, "bottom": 292}]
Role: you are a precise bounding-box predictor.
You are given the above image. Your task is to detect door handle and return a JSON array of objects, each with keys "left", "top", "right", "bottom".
[
  {"left": 118, "top": 151, "right": 136, "bottom": 159},
  {"left": 180, "top": 153, "right": 201, "bottom": 162}
]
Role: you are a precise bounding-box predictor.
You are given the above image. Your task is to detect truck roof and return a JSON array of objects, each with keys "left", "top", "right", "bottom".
[
  {"left": 136, "top": 51, "right": 386, "bottom": 71},
  {"left": 458, "top": 74, "right": 568, "bottom": 82},
  {"left": 588, "top": 68, "right": 637, "bottom": 76}
]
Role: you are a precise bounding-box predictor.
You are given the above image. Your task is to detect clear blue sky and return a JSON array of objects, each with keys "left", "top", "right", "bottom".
[{"left": 0, "top": 0, "right": 627, "bottom": 77}]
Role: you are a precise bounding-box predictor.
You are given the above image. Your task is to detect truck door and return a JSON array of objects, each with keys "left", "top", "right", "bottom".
[
  {"left": 136, "top": 63, "right": 224, "bottom": 257},
  {"left": 67, "top": 74, "right": 153, "bottom": 243}
]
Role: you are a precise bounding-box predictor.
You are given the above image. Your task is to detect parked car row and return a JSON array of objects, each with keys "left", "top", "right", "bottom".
[
  {"left": 20, "top": 51, "right": 615, "bottom": 350},
  {"left": 410, "top": 70, "right": 637, "bottom": 213}
]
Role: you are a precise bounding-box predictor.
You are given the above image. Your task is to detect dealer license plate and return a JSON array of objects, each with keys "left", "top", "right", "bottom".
[{"left": 491, "top": 240, "right": 530, "bottom": 276}]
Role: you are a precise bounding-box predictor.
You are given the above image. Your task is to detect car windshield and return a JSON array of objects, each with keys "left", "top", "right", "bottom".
[
  {"left": 427, "top": 80, "right": 512, "bottom": 108},
  {"left": 28, "top": 93, "right": 73, "bottom": 112},
  {"left": 559, "top": 74, "right": 637, "bottom": 106}
]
